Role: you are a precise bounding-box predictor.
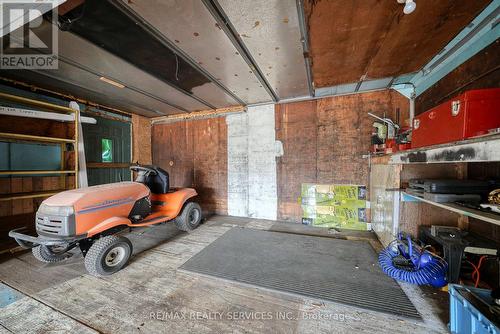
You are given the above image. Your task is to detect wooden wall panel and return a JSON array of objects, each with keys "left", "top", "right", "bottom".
[
  {"left": 192, "top": 118, "right": 228, "bottom": 215},
  {"left": 0, "top": 115, "right": 74, "bottom": 138},
  {"left": 152, "top": 121, "right": 193, "bottom": 187},
  {"left": 0, "top": 213, "right": 35, "bottom": 252},
  {"left": 399, "top": 202, "right": 461, "bottom": 237},
  {"left": 467, "top": 161, "right": 500, "bottom": 244},
  {"left": 276, "top": 90, "right": 409, "bottom": 221},
  {"left": 468, "top": 219, "right": 500, "bottom": 244},
  {"left": 416, "top": 39, "right": 499, "bottom": 115},
  {"left": 305, "top": 0, "right": 394, "bottom": 86},
  {"left": 276, "top": 100, "right": 318, "bottom": 221},
  {"left": 0, "top": 177, "right": 71, "bottom": 252},
  {"left": 152, "top": 117, "right": 227, "bottom": 215},
  {"left": 305, "top": 0, "right": 490, "bottom": 87},
  {"left": 132, "top": 114, "right": 152, "bottom": 165}
]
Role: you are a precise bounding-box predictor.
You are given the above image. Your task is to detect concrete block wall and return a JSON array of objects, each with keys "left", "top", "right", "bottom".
[
  {"left": 247, "top": 105, "right": 278, "bottom": 220},
  {"left": 227, "top": 112, "right": 249, "bottom": 217},
  {"left": 227, "top": 104, "right": 278, "bottom": 220}
]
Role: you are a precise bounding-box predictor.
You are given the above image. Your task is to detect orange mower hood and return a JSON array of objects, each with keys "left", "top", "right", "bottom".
[{"left": 42, "top": 182, "right": 150, "bottom": 213}]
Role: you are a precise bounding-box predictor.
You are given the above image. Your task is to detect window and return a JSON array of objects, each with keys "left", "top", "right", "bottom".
[{"left": 101, "top": 138, "right": 113, "bottom": 163}]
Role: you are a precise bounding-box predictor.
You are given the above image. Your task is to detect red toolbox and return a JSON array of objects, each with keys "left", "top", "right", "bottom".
[{"left": 412, "top": 88, "right": 500, "bottom": 148}]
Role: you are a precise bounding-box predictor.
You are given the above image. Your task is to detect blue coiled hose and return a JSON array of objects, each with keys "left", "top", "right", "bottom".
[{"left": 378, "top": 235, "right": 448, "bottom": 288}]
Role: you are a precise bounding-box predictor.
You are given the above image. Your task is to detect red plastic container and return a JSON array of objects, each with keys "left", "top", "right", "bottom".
[{"left": 412, "top": 88, "right": 500, "bottom": 148}]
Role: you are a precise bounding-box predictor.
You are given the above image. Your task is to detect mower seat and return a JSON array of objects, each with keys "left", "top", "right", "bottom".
[{"left": 141, "top": 166, "right": 170, "bottom": 194}]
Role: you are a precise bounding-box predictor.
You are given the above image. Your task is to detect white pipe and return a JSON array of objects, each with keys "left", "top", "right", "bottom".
[
  {"left": 409, "top": 91, "right": 416, "bottom": 124},
  {"left": 368, "top": 112, "right": 399, "bottom": 132},
  {"left": 247, "top": 87, "right": 390, "bottom": 108}
]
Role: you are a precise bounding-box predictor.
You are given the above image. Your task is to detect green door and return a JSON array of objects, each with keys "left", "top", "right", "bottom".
[{"left": 82, "top": 114, "right": 131, "bottom": 185}]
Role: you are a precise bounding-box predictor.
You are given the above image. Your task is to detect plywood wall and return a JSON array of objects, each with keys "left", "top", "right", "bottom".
[
  {"left": 304, "top": 0, "right": 490, "bottom": 88},
  {"left": 0, "top": 115, "right": 75, "bottom": 138},
  {"left": 152, "top": 117, "right": 227, "bottom": 215},
  {"left": 416, "top": 39, "right": 499, "bottom": 115},
  {"left": 276, "top": 90, "right": 409, "bottom": 221},
  {"left": 132, "top": 114, "right": 152, "bottom": 165},
  {"left": 467, "top": 162, "right": 500, "bottom": 243}
]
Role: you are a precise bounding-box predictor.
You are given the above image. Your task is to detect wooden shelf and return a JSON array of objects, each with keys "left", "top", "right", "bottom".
[
  {"left": 0, "top": 92, "right": 80, "bottom": 188},
  {"left": 86, "top": 162, "right": 131, "bottom": 168},
  {"left": 0, "top": 191, "right": 59, "bottom": 201},
  {"left": 0, "top": 92, "right": 76, "bottom": 114},
  {"left": 0, "top": 132, "right": 75, "bottom": 144},
  {"left": 0, "top": 170, "right": 76, "bottom": 176},
  {"left": 389, "top": 133, "right": 500, "bottom": 164},
  {"left": 402, "top": 192, "right": 500, "bottom": 226}
]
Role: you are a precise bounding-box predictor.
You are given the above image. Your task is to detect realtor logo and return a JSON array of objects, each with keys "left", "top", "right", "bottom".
[{"left": 0, "top": 0, "right": 58, "bottom": 69}]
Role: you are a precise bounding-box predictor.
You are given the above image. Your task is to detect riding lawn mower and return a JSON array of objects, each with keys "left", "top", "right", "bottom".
[{"left": 9, "top": 165, "right": 202, "bottom": 276}]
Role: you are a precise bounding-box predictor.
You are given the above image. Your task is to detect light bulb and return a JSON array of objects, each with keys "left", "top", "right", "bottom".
[{"left": 403, "top": 0, "right": 416, "bottom": 14}]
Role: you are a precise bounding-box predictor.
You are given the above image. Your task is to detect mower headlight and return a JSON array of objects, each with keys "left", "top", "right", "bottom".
[{"left": 38, "top": 203, "right": 74, "bottom": 216}]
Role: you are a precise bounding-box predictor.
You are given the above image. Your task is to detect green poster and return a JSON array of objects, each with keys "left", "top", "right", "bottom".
[
  {"left": 300, "top": 184, "right": 368, "bottom": 230},
  {"left": 101, "top": 138, "right": 113, "bottom": 163}
]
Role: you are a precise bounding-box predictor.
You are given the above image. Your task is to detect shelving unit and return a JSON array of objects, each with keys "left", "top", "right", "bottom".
[
  {"left": 0, "top": 190, "right": 61, "bottom": 201},
  {"left": 0, "top": 132, "right": 76, "bottom": 144},
  {"left": 371, "top": 133, "right": 500, "bottom": 246},
  {"left": 402, "top": 192, "right": 500, "bottom": 227},
  {"left": 389, "top": 133, "right": 500, "bottom": 164},
  {"left": 0, "top": 170, "right": 77, "bottom": 176},
  {"left": 0, "top": 92, "right": 80, "bottom": 201}
]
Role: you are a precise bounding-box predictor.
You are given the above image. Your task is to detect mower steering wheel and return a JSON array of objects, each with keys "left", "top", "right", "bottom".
[{"left": 129, "top": 165, "right": 157, "bottom": 175}]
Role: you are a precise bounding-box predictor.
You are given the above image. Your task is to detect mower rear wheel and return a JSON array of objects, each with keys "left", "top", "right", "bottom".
[
  {"left": 32, "top": 245, "right": 69, "bottom": 263},
  {"left": 174, "top": 202, "right": 202, "bottom": 232},
  {"left": 84, "top": 235, "right": 132, "bottom": 276}
]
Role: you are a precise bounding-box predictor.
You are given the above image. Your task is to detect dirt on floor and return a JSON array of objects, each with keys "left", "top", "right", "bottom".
[{"left": 0, "top": 216, "right": 449, "bottom": 334}]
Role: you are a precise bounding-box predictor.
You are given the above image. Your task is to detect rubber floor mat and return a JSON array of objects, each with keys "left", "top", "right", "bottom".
[{"left": 180, "top": 228, "right": 421, "bottom": 319}]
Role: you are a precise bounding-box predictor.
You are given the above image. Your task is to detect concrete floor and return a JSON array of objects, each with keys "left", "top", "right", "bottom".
[{"left": 0, "top": 216, "right": 449, "bottom": 334}]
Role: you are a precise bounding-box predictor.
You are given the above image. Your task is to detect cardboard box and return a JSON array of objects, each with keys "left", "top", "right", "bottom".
[{"left": 300, "top": 184, "right": 368, "bottom": 231}]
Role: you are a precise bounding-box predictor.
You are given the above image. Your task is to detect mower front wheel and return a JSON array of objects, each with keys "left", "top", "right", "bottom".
[
  {"left": 174, "top": 202, "right": 202, "bottom": 232},
  {"left": 32, "top": 245, "right": 69, "bottom": 263},
  {"left": 84, "top": 235, "right": 132, "bottom": 276}
]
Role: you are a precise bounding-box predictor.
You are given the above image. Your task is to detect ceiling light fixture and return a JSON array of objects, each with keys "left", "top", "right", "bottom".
[
  {"left": 403, "top": 0, "right": 416, "bottom": 14},
  {"left": 99, "top": 76, "right": 125, "bottom": 89}
]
